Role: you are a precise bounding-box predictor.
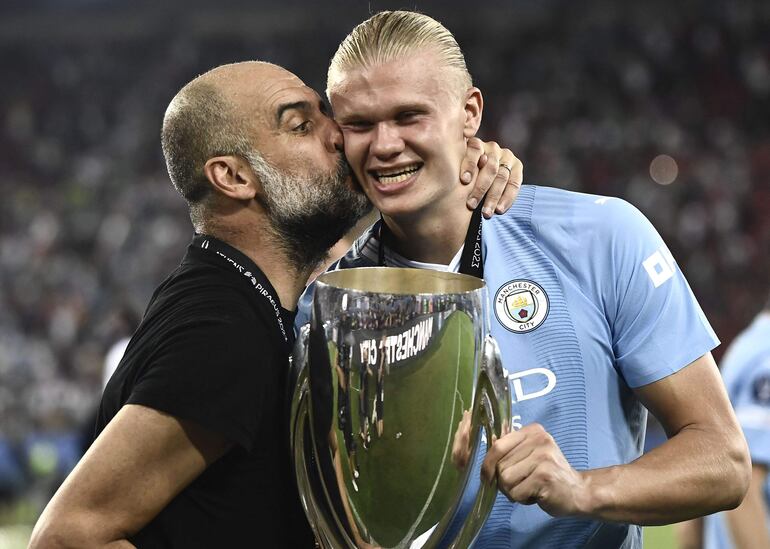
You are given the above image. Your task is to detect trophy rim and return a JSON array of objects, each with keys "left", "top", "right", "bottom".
[{"left": 316, "top": 266, "right": 486, "bottom": 296}]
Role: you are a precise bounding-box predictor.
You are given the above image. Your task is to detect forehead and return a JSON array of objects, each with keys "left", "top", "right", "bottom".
[
  {"left": 330, "top": 53, "right": 457, "bottom": 117},
  {"left": 226, "top": 66, "right": 322, "bottom": 127},
  {"left": 260, "top": 73, "right": 321, "bottom": 116}
]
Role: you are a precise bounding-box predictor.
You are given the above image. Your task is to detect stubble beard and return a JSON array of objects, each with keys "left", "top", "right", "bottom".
[{"left": 245, "top": 151, "right": 372, "bottom": 271}]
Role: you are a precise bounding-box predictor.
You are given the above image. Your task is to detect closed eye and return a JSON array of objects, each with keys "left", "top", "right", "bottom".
[
  {"left": 341, "top": 120, "right": 373, "bottom": 132},
  {"left": 396, "top": 111, "right": 424, "bottom": 124},
  {"left": 293, "top": 120, "right": 312, "bottom": 133}
]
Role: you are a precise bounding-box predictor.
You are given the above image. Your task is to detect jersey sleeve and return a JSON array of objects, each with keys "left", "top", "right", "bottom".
[
  {"left": 734, "top": 359, "right": 770, "bottom": 466},
  {"left": 600, "top": 199, "right": 719, "bottom": 387},
  {"left": 127, "top": 292, "right": 274, "bottom": 452}
]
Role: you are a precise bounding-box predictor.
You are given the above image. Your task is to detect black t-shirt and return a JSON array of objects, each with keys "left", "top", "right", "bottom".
[{"left": 96, "top": 236, "right": 314, "bottom": 548}]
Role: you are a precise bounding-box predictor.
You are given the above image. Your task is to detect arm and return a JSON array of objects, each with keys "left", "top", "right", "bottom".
[
  {"left": 29, "top": 404, "right": 231, "bottom": 549},
  {"left": 589, "top": 352, "right": 750, "bottom": 523},
  {"left": 459, "top": 137, "right": 523, "bottom": 217},
  {"left": 482, "top": 353, "right": 751, "bottom": 524},
  {"left": 674, "top": 517, "right": 703, "bottom": 549},
  {"left": 725, "top": 463, "right": 770, "bottom": 549}
]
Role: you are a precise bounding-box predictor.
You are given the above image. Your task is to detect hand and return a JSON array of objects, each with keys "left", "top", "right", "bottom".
[
  {"left": 460, "top": 137, "right": 523, "bottom": 218},
  {"left": 480, "top": 423, "right": 589, "bottom": 518},
  {"left": 451, "top": 409, "right": 473, "bottom": 470}
]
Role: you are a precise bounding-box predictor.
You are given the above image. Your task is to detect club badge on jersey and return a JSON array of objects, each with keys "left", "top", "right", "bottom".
[{"left": 494, "top": 279, "right": 550, "bottom": 333}]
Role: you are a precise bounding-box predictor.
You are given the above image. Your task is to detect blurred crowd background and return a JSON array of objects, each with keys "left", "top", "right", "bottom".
[{"left": 0, "top": 0, "right": 768, "bottom": 543}]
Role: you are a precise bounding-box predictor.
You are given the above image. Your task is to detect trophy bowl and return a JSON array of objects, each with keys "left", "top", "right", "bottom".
[{"left": 290, "top": 267, "right": 510, "bottom": 548}]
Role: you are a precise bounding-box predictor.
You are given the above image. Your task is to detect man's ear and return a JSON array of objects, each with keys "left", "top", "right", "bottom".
[
  {"left": 462, "top": 87, "right": 483, "bottom": 139},
  {"left": 202, "top": 156, "right": 258, "bottom": 200}
]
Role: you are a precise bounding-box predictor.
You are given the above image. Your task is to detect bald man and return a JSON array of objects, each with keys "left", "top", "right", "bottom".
[{"left": 28, "top": 61, "right": 520, "bottom": 548}]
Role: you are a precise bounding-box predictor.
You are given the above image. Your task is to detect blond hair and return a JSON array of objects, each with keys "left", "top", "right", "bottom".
[{"left": 327, "top": 10, "right": 472, "bottom": 98}]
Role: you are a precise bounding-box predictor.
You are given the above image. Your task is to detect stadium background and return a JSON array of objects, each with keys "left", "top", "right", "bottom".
[{"left": 0, "top": 0, "right": 768, "bottom": 546}]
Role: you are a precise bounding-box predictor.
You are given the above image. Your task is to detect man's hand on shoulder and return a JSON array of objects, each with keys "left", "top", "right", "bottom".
[
  {"left": 460, "top": 137, "right": 523, "bottom": 218},
  {"left": 480, "top": 423, "right": 591, "bottom": 518}
]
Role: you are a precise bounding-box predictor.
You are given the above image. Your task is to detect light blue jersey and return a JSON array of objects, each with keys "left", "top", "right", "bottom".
[
  {"left": 297, "top": 185, "right": 719, "bottom": 548},
  {"left": 704, "top": 312, "right": 770, "bottom": 549}
]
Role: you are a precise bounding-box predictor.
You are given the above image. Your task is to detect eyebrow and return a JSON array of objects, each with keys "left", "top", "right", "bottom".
[
  {"left": 275, "top": 99, "right": 329, "bottom": 125},
  {"left": 276, "top": 101, "right": 311, "bottom": 125}
]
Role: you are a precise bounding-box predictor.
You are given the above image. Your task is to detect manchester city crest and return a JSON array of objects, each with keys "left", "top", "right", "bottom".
[{"left": 494, "top": 280, "right": 549, "bottom": 333}]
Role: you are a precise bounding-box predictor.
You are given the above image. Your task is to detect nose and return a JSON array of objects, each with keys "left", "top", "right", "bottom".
[{"left": 370, "top": 122, "right": 404, "bottom": 159}]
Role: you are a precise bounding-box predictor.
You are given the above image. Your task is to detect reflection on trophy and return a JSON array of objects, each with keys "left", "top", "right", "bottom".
[{"left": 290, "top": 267, "right": 511, "bottom": 548}]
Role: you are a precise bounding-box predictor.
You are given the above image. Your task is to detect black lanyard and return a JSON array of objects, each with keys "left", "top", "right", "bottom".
[
  {"left": 192, "top": 234, "right": 291, "bottom": 345},
  {"left": 377, "top": 200, "right": 484, "bottom": 279}
]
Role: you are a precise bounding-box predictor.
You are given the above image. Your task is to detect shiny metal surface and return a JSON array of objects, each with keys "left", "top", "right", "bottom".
[{"left": 291, "top": 267, "right": 511, "bottom": 548}]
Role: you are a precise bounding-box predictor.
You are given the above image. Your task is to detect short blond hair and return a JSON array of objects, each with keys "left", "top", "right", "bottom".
[{"left": 327, "top": 10, "right": 472, "bottom": 98}]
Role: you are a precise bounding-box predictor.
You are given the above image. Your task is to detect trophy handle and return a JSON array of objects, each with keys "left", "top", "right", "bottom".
[
  {"left": 290, "top": 325, "right": 348, "bottom": 549},
  {"left": 449, "top": 335, "right": 511, "bottom": 549}
]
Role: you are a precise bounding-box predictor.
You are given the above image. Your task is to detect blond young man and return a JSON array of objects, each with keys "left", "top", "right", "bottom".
[{"left": 298, "top": 10, "right": 750, "bottom": 548}]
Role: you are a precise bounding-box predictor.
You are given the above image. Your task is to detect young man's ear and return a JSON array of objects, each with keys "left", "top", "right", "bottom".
[
  {"left": 203, "top": 156, "right": 258, "bottom": 200},
  {"left": 462, "top": 87, "right": 483, "bottom": 139}
]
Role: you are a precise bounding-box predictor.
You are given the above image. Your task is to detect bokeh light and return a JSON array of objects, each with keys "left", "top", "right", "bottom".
[{"left": 649, "top": 154, "right": 679, "bottom": 185}]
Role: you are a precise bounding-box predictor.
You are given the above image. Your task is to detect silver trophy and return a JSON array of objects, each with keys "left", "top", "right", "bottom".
[{"left": 290, "top": 267, "right": 510, "bottom": 548}]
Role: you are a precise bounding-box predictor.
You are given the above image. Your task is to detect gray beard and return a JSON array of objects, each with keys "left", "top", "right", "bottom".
[{"left": 245, "top": 151, "right": 372, "bottom": 271}]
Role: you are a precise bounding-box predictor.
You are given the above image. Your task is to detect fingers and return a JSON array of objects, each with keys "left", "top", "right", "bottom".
[
  {"left": 481, "top": 157, "right": 508, "bottom": 219},
  {"left": 466, "top": 141, "right": 502, "bottom": 215},
  {"left": 500, "top": 466, "right": 545, "bottom": 506},
  {"left": 461, "top": 139, "right": 525, "bottom": 217},
  {"left": 481, "top": 426, "right": 526, "bottom": 483},
  {"left": 451, "top": 410, "right": 473, "bottom": 469},
  {"left": 460, "top": 137, "right": 485, "bottom": 191},
  {"left": 488, "top": 151, "right": 523, "bottom": 215},
  {"left": 496, "top": 454, "right": 541, "bottom": 505},
  {"left": 480, "top": 423, "right": 547, "bottom": 483},
  {"left": 481, "top": 424, "right": 585, "bottom": 517}
]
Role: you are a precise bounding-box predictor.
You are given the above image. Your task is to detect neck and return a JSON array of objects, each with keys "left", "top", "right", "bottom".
[
  {"left": 203, "top": 219, "right": 314, "bottom": 310},
  {"left": 382, "top": 201, "right": 473, "bottom": 265}
]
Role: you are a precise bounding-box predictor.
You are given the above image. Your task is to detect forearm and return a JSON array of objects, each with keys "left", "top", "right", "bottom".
[
  {"left": 29, "top": 534, "right": 136, "bottom": 549},
  {"left": 579, "top": 424, "right": 749, "bottom": 525},
  {"left": 30, "top": 405, "right": 227, "bottom": 549},
  {"left": 29, "top": 513, "right": 137, "bottom": 549},
  {"left": 674, "top": 517, "right": 703, "bottom": 549},
  {"left": 724, "top": 464, "right": 770, "bottom": 549}
]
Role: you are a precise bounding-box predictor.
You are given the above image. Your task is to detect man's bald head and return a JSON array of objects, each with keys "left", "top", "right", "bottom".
[{"left": 160, "top": 61, "right": 295, "bottom": 224}]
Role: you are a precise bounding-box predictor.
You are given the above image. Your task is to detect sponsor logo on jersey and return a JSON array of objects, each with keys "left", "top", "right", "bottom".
[
  {"left": 494, "top": 279, "right": 550, "bottom": 333},
  {"left": 643, "top": 245, "right": 677, "bottom": 288},
  {"left": 509, "top": 367, "right": 557, "bottom": 402}
]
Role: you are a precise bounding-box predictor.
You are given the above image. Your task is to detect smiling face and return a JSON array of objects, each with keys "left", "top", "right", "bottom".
[{"left": 329, "top": 51, "right": 482, "bottom": 221}]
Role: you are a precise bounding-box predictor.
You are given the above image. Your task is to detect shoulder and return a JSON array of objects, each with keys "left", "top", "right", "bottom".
[
  {"left": 142, "top": 263, "right": 267, "bottom": 352},
  {"left": 159, "top": 250, "right": 263, "bottom": 311},
  {"left": 536, "top": 185, "right": 649, "bottom": 235},
  {"left": 489, "top": 184, "right": 645, "bottom": 233},
  {"left": 488, "top": 185, "right": 658, "bottom": 260}
]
